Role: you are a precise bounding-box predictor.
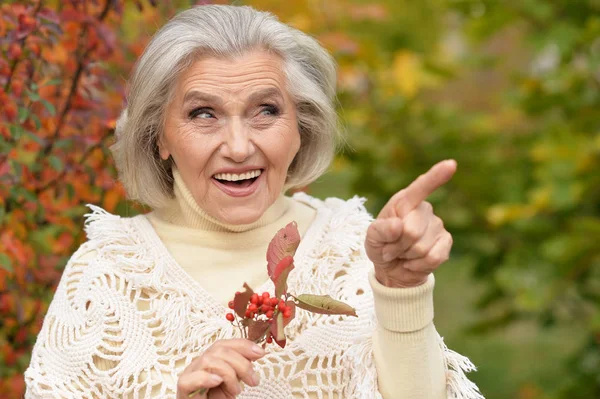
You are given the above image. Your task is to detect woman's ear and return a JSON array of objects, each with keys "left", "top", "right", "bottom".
[{"left": 157, "top": 135, "right": 170, "bottom": 160}]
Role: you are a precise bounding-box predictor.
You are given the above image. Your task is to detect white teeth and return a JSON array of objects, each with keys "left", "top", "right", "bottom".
[{"left": 214, "top": 169, "right": 262, "bottom": 181}]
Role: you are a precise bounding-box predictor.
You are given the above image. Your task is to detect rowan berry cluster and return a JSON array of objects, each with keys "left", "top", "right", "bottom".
[{"left": 227, "top": 292, "right": 292, "bottom": 318}]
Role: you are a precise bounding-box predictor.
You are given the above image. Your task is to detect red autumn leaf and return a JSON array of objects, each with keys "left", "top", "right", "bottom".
[
  {"left": 294, "top": 294, "right": 357, "bottom": 317},
  {"left": 270, "top": 312, "right": 286, "bottom": 348},
  {"left": 273, "top": 256, "right": 294, "bottom": 298},
  {"left": 233, "top": 283, "right": 254, "bottom": 318},
  {"left": 247, "top": 319, "right": 270, "bottom": 342},
  {"left": 266, "top": 221, "right": 300, "bottom": 279}
]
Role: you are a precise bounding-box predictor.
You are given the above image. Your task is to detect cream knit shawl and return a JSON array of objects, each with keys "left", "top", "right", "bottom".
[{"left": 24, "top": 194, "right": 482, "bottom": 398}]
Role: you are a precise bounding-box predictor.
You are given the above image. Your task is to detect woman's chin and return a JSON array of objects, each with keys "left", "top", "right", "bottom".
[{"left": 217, "top": 209, "right": 263, "bottom": 226}]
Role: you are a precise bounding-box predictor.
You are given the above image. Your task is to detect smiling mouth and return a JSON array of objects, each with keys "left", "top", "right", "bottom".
[{"left": 212, "top": 169, "right": 263, "bottom": 188}]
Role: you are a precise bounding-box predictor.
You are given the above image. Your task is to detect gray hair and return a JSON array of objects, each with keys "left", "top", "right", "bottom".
[{"left": 111, "top": 5, "right": 338, "bottom": 209}]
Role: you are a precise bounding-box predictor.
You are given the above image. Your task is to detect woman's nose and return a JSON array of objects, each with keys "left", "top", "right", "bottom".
[{"left": 220, "top": 118, "right": 256, "bottom": 162}]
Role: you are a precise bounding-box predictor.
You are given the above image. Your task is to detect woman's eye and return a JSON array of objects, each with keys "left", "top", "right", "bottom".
[
  {"left": 259, "top": 104, "right": 279, "bottom": 116},
  {"left": 189, "top": 108, "right": 214, "bottom": 119}
]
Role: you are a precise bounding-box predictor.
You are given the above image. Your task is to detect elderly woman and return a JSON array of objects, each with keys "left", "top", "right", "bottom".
[{"left": 25, "top": 5, "right": 482, "bottom": 399}]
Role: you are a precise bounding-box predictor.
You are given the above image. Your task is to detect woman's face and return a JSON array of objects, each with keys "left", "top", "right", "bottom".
[{"left": 158, "top": 50, "right": 300, "bottom": 225}]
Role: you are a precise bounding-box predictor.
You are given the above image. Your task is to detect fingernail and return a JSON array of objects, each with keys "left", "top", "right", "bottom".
[
  {"left": 209, "top": 374, "right": 223, "bottom": 384},
  {"left": 251, "top": 344, "right": 265, "bottom": 355}
]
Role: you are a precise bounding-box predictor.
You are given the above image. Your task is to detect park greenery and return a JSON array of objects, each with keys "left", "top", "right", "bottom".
[{"left": 0, "top": 0, "right": 598, "bottom": 398}]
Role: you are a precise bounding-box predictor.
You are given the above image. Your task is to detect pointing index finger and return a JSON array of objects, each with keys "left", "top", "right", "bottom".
[{"left": 395, "top": 160, "right": 457, "bottom": 217}]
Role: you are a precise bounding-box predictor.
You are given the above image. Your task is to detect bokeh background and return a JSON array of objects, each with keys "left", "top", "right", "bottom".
[{"left": 1, "top": 0, "right": 599, "bottom": 397}]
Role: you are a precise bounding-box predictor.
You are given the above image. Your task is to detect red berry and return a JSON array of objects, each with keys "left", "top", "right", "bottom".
[
  {"left": 250, "top": 293, "right": 259, "bottom": 304},
  {"left": 270, "top": 297, "right": 279, "bottom": 307},
  {"left": 279, "top": 299, "right": 285, "bottom": 308},
  {"left": 266, "top": 310, "right": 274, "bottom": 319},
  {"left": 228, "top": 300, "right": 235, "bottom": 309},
  {"left": 245, "top": 309, "right": 252, "bottom": 318},
  {"left": 266, "top": 336, "right": 273, "bottom": 344},
  {"left": 248, "top": 304, "right": 258, "bottom": 312},
  {"left": 260, "top": 304, "right": 271, "bottom": 313},
  {"left": 283, "top": 310, "right": 292, "bottom": 318},
  {"left": 262, "top": 292, "right": 270, "bottom": 300},
  {"left": 257, "top": 296, "right": 264, "bottom": 306},
  {"left": 279, "top": 304, "right": 288, "bottom": 313},
  {"left": 226, "top": 313, "right": 235, "bottom": 322}
]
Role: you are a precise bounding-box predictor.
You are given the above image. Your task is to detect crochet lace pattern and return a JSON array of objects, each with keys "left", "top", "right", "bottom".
[{"left": 25, "top": 194, "right": 482, "bottom": 398}]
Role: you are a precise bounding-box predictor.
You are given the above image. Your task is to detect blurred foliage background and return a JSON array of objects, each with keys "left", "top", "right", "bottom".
[{"left": 0, "top": 0, "right": 599, "bottom": 398}]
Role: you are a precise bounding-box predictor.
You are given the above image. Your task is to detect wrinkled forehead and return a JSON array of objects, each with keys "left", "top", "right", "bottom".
[{"left": 174, "top": 50, "right": 291, "bottom": 102}]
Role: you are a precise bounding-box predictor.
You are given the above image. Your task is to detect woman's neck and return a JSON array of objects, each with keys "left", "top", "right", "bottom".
[{"left": 152, "top": 168, "right": 289, "bottom": 232}]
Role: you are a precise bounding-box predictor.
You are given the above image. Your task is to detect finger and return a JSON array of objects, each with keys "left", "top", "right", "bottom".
[
  {"left": 178, "top": 370, "right": 223, "bottom": 398},
  {"left": 207, "top": 387, "right": 235, "bottom": 399},
  {"left": 189, "top": 339, "right": 264, "bottom": 374},
  {"left": 217, "top": 347, "right": 260, "bottom": 388},
  {"left": 366, "top": 218, "right": 403, "bottom": 248},
  {"left": 403, "top": 231, "right": 453, "bottom": 274},
  {"left": 211, "top": 339, "right": 265, "bottom": 361},
  {"left": 381, "top": 203, "right": 430, "bottom": 261},
  {"left": 395, "top": 160, "right": 457, "bottom": 217},
  {"left": 199, "top": 357, "right": 241, "bottom": 397},
  {"left": 401, "top": 216, "right": 444, "bottom": 260}
]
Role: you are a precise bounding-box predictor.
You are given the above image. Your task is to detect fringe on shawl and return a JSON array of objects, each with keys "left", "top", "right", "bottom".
[
  {"left": 341, "top": 319, "right": 383, "bottom": 399},
  {"left": 301, "top": 195, "right": 383, "bottom": 398},
  {"left": 439, "top": 335, "right": 485, "bottom": 399},
  {"left": 83, "top": 204, "right": 171, "bottom": 284}
]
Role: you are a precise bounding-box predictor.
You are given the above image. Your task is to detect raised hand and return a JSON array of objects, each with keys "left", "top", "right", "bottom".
[{"left": 364, "top": 160, "right": 457, "bottom": 288}]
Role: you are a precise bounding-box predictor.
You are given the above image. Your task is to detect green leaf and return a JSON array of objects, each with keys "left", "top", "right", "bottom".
[
  {"left": 18, "top": 106, "right": 29, "bottom": 123},
  {"left": 48, "top": 155, "right": 64, "bottom": 172},
  {"left": 23, "top": 130, "right": 44, "bottom": 145},
  {"left": 54, "top": 138, "right": 74, "bottom": 150},
  {"left": 40, "top": 99, "right": 56, "bottom": 116},
  {"left": 31, "top": 114, "right": 41, "bottom": 130},
  {"left": 9, "top": 124, "right": 24, "bottom": 140},
  {"left": 30, "top": 225, "right": 62, "bottom": 253},
  {"left": 294, "top": 294, "right": 357, "bottom": 317},
  {"left": 44, "top": 78, "right": 62, "bottom": 86},
  {"left": 0, "top": 253, "right": 13, "bottom": 273},
  {"left": 26, "top": 90, "right": 40, "bottom": 102}
]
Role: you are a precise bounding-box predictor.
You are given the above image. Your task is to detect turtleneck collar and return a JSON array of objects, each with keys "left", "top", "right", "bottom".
[{"left": 152, "top": 168, "right": 289, "bottom": 233}]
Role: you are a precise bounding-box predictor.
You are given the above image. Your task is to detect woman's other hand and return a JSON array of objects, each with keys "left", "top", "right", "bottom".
[
  {"left": 365, "top": 160, "right": 457, "bottom": 288},
  {"left": 177, "top": 338, "right": 265, "bottom": 399}
]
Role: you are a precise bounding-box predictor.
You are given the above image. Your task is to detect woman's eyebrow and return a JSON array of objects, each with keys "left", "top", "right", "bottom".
[
  {"left": 247, "top": 88, "right": 284, "bottom": 103},
  {"left": 182, "top": 90, "right": 223, "bottom": 105}
]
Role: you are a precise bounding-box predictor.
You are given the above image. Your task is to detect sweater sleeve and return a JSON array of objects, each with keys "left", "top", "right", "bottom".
[{"left": 369, "top": 271, "right": 447, "bottom": 399}]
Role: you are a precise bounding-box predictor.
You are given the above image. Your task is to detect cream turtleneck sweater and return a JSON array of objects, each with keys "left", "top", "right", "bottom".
[
  {"left": 146, "top": 170, "right": 317, "bottom": 305},
  {"left": 144, "top": 169, "right": 447, "bottom": 398}
]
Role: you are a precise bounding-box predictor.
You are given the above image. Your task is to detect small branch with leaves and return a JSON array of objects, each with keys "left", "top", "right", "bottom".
[{"left": 189, "top": 222, "right": 357, "bottom": 398}]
